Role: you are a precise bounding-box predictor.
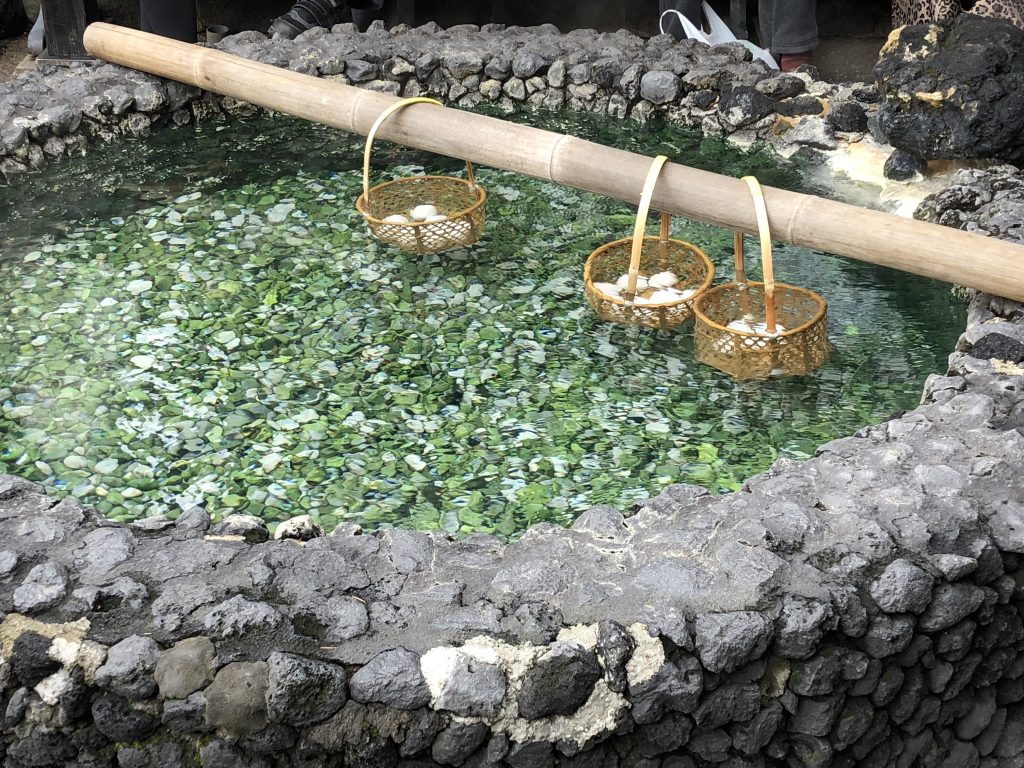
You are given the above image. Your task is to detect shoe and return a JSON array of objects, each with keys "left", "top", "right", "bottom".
[
  {"left": 779, "top": 52, "right": 814, "bottom": 73},
  {"left": 268, "top": 0, "right": 346, "bottom": 39}
]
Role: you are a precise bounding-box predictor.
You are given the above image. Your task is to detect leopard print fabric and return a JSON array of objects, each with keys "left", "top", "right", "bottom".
[
  {"left": 892, "top": 0, "right": 1024, "bottom": 28},
  {"left": 970, "top": 0, "right": 1024, "bottom": 28},
  {"left": 892, "top": 0, "right": 962, "bottom": 26}
]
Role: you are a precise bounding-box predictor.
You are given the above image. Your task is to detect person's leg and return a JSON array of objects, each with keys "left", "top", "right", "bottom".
[
  {"left": 762, "top": 0, "right": 817, "bottom": 53},
  {"left": 139, "top": 0, "right": 197, "bottom": 42},
  {"left": 270, "top": 0, "right": 379, "bottom": 39},
  {"left": 659, "top": 0, "right": 703, "bottom": 39},
  {"left": 351, "top": 0, "right": 381, "bottom": 31}
]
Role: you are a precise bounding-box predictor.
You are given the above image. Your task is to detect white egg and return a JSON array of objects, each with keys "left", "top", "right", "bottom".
[
  {"left": 632, "top": 296, "right": 651, "bottom": 305},
  {"left": 727, "top": 319, "right": 755, "bottom": 334},
  {"left": 424, "top": 214, "right": 448, "bottom": 223},
  {"left": 383, "top": 214, "right": 410, "bottom": 224},
  {"left": 616, "top": 274, "right": 648, "bottom": 291},
  {"left": 592, "top": 282, "right": 622, "bottom": 297},
  {"left": 648, "top": 271, "right": 679, "bottom": 289},
  {"left": 648, "top": 289, "right": 681, "bottom": 304},
  {"left": 751, "top": 322, "right": 787, "bottom": 337},
  {"left": 409, "top": 204, "right": 439, "bottom": 221},
  {"left": 676, "top": 288, "right": 697, "bottom": 300}
]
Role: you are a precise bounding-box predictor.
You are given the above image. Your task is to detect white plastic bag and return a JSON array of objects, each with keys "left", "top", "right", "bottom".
[{"left": 660, "top": 3, "right": 779, "bottom": 70}]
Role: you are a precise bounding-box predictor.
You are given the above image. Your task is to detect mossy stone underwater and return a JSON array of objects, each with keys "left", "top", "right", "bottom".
[{"left": 0, "top": 113, "right": 965, "bottom": 535}]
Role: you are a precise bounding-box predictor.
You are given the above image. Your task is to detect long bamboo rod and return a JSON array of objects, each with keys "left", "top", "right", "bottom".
[{"left": 83, "top": 23, "right": 1024, "bottom": 302}]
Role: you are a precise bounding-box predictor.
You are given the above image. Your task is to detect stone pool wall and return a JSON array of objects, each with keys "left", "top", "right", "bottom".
[
  {"left": 3, "top": 22, "right": 1024, "bottom": 768},
  {"left": 0, "top": 22, "right": 876, "bottom": 181}
]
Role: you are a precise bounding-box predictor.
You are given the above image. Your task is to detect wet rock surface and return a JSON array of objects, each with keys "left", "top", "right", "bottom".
[{"left": 1, "top": 18, "right": 1024, "bottom": 768}]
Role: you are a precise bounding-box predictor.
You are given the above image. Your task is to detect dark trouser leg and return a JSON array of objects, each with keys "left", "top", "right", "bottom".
[
  {"left": 659, "top": 0, "right": 702, "bottom": 39},
  {"left": 352, "top": 0, "right": 415, "bottom": 29},
  {"left": 139, "top": 0, "right": 197, "bottom": 42},
  {"left": 757, "top": 0, "right": 817, "bottom": 53}
]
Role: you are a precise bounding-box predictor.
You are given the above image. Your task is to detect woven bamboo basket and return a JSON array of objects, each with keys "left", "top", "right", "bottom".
[
  {"left": 693, "top": 176, "right": 830, "bottom": 380},
  {"left": 355, "top": 97, "right": 487, "bottom": 255},
  {"left": 584, "top": 155, "right": 714, "bottom": 330}
]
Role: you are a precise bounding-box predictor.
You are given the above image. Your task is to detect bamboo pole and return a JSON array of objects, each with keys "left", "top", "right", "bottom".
[{"left": 83, "top": 22, "right": 1024, "bottom": 302}]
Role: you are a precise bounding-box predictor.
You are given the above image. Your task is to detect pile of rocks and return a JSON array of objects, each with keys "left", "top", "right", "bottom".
[{"left": 0, "top": 21, "right": 877, "bottom": 181}]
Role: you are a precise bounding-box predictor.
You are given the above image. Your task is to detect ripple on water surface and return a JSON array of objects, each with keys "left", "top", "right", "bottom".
[{"left": 0, "top": 113, "right": 965, "bottom": 535}]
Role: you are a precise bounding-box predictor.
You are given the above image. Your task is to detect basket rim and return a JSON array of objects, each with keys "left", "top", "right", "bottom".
[
  {"left": 583, "top": 235, "right": 716, "bottom": 309},
  {"left": 692, "top": 280, "right": 828, "bottom": 338},
  {"left": 355, "top": 175, "right": 487, "bottom": 226}
]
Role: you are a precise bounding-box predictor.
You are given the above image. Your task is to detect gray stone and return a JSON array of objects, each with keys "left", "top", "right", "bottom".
[
  {"left": 117, "top": 742, "right": 187, "bottom": 768},
  {"left": 630, "top": 653, "right": 703, "bottom": 724},
  {"left": 695, "top": 612, "right": 773, "bottom": 673},
  {"left": 13, "top": 560, "right": 68, "bottom": 612},
  {"left": 918, "top": 583, "right": 986, "bottom": 632},
  {"left": 432, "top": 721, "right": 489, "bottom": 766},
  {"left": 162, "top": 691, "right": 212, "bottom": 736},
  {"left": 267, "top": 651, "right": 347, "bottom": 727},
  {"left": 730, "top": 700, "right": 783, "bottom": 756},
  {"left": 349, "top": 648, "right": 429, "bottom": 710},
  {"left": 791, "top": 694, "right": 843, "bottom": 737},
  {"left": 274, "top": 514, "right": 323, "bottom": 541},
  {"left": 205, "top": 662, "right": 269, "bottom": 737},
  {"left": 639, "top": 70, "right": 680, "bottom": 105},
  {"left": 687, "top": 728, "right": 731, "bottom": 763},
  {"left": 10, "top": 632, "right": 58, "bottom": 687},
  {"left": 774, "top": 597, "right": 832, "bottom": 659},
  {"left": 859, "top": 615, "right": 915, "bottom": 658},
  {"left": 209, "top": 514, "right": 269, "bottom": 543},
  {"left": 0, "top": 549, "right": 18, "bottom": 577},
  {"left": 871, "top": 664, "right": 904, "bottom": 707},
  {"left": 869, "top": 559, "right": 934, "bottom": 614},
  {"left": 789, "top": 651, "right": 843, "bottom": 696},
  {"left": 930, "top": 554, "right": 978, "bottom": 581},
  {"left": 512, "top": 50, "right": 547, "bottom": 78},
  {"left": 693, "top": 683, "right": 759, "bottom": 729},
  {"left": 596, "top": 620, "right": 634, "bottom": 693},
  {"left": 990, "top": 501, "right": 1024, "bottom": 553},
  {"left": 517, "top": 641, "right": 599, "bottom": 719},
  {"left": 155, "top": 637, "right": 216, "bottom": 700},
  {"left": 995, "top": 704, "right": 1024, "bottom": 758},
  {"left": 428, "top": 650, "right": 506, "bottom": 719},
  {"left": 92, "top": 693, "right": 159, "bottom": 742},
  {"left": 831, "top": 696, "right": 873, "bottom": 751},
  {"left": 445, "top": 51, "right": 483, "bottom": 79},
  {"left": 95, "top": 634, "right": 159, "bottom": 700},
  {"left": 502, "top": 78, "right": 526, "bottom": 101},
  {"left": 202, "top": 595, "right": 284, "bottom": 638}
]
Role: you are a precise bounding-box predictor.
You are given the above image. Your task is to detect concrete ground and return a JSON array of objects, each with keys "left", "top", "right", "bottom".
[{"left": 0, "top": 32, "right": 27, "bottom": 82}]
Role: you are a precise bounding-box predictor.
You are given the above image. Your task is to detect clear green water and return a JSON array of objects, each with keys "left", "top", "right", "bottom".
[{"left": 0, "top": 113, "right": 965, "bottom": 536}]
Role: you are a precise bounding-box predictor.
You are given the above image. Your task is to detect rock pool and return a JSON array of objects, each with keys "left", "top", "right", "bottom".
[{"left": 0, "top": 112, "right": 965, "bottom": 534}]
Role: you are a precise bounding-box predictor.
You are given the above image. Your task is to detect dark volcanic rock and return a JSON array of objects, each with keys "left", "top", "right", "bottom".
[
  {"left": 517, "top": 641, "right": 601, "bottom": 719},
  {"left": 884, "top": 148, "right": 927, "bottom": 181},
  {"left": 970, "top": 333, "right": 1024, "bottom": 363},
  {"left": 876, "top": 15, "right": 1024, "bottom": 162}
]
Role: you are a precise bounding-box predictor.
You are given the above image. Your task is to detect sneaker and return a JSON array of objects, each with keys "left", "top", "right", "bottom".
[
  {"left": 268, "top": 0, "right": 346, "bottom": 39},
  {"left": 779, "top": 52, "right": 814, "bottom": 73}
]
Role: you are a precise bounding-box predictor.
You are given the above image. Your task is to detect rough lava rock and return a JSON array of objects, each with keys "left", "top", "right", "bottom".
[{"left": 875, "top": 14, "right": 1024, "bottom": 162}]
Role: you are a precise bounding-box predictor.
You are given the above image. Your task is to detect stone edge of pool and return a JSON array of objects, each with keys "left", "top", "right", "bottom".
[{"left": 2, "top": 21, "right": 1024, "bottom": 768}]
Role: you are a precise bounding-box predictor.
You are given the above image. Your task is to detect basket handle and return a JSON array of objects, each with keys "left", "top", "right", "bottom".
[
  {"left": 625, "top": 155, "right": 670, "bottom": 298},
  {"left": 737, "top": 175, "right": 778, "bottom": 333},
  {"left": 361, "top": 97, "right": 477, "bottom": 203}
]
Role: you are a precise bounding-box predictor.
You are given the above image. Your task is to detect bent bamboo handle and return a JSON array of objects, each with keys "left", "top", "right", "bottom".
[
  {"left": 81, "top": 23, "right": 1024, "bottom": 304},
  {"left": 742, "top": 176, "right": 778, "bottom": 333},
  {"left": 361, "top": 97, "right": 476, "bottom": 202},
  {"left": 626, "top": 155, "right": 669, "bottom": 299}
]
